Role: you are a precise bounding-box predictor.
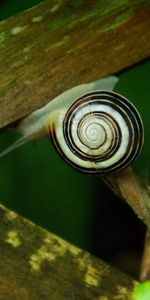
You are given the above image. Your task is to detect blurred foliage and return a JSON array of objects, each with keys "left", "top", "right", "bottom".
[
  {"left": 0, "top": 0, "right": 149, "bottom": 278},
  {"left": 133, "top": 281, "right": 150, "bottom": 300},
  {"left": 0, "top": 0, "right": 45, "bottom": 21}
]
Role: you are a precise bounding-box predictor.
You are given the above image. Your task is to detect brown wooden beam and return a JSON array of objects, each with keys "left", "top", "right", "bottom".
[
  {"left": 0, "top": 204, "right": 135, "bottom": 300},
  {"left": 0, "top": 0, "right": 150, "bottom": 129}
]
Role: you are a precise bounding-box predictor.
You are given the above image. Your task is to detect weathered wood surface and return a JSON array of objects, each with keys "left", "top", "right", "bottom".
[
  {"left": 105, "top": 167, "right": 150, "bottom": 229},
  {"left": 0, "top": 0, "right": 150, "bottom": 129},
  {"left": 0, "top": 204, "right": 135, "bottom": 300}
]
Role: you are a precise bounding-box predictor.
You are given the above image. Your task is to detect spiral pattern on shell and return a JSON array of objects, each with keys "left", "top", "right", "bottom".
[{"left": 48, "top": 91, "right": 144, "bottom": 175}]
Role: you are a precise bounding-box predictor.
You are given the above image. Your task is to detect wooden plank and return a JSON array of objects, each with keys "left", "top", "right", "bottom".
[
  {"left": 0, "top": 204, "right": 135, "bottom": 300},
  {"left": 0, "top": 0, "right": 150, "bottom": 128}
]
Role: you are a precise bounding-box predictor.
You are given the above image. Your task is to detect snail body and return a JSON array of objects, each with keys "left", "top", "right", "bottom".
[
  {"left": 0, "top": 76, "right": 118, "bottom": 156},
  {"left": 17, "top": 76, "right": 119, "bottom": 139},
  {"left": 0, "top": 76, "right": 144, "bottom": 175}
]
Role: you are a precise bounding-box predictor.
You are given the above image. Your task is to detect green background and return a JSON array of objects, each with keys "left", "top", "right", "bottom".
[{"left": 0, "top": 0, "right": 149, "bottom": 277}]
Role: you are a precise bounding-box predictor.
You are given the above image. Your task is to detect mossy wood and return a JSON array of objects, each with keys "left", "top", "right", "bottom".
[
  {"left": 0, "top": 204, "right": 135, "bottom": 300},
  {"left": 0, "top": 0, "right": 150, "bottom": 128}
]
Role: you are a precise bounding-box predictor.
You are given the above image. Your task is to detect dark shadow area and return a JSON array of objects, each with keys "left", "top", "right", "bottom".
[
  {"left": 116, "top": 57, "right": 149, "bottom": 77},
  {"left": 90, "top": 177, "right": 146, "bottom": 278}
]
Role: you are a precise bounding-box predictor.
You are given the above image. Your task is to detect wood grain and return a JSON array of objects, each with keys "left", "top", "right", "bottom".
[
  {"left": 0, "top": 0, "right": 150, "bottom": 128},
  {"left": 0, "top": 204, "right": 135, "bottom": 300}
]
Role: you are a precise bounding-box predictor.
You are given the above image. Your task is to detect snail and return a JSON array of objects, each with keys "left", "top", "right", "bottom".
[{"left": 0, "top": 76, "right": 144, "bottom": 175}]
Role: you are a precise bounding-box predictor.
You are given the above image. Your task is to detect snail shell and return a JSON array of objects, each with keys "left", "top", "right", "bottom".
[{"left": 46, "top": 91, "right": 144, "bottom": 175}]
